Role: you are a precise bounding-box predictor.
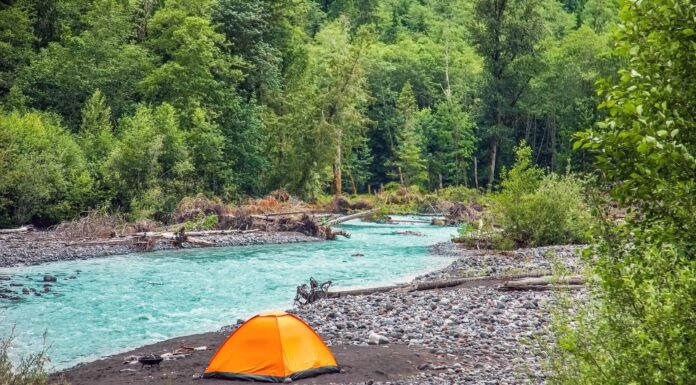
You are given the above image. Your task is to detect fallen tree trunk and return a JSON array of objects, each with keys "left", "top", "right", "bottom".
[
  {"left": 131, "top": 229, "right": 258, "bottom": 238},
  {"left": 502, "top": 275, "right": 584, "bottom": 287},
  {"left": 0, "top": 225, "right": 34, "bottom": 234},
  {"left": 325, "top": 209, "right": 378, "bottom": 226},
  {"left": 498, "top": 285, "right": 585, "bottom": 291},
  {"left": 326, "top": 273, "right": 546, "bottom": 298},
  {"left": 498, "top": 275, "right": 585, "bottom": 291},
  {"left": 388, "top": 219, "right": 431, "bottom": 224}
]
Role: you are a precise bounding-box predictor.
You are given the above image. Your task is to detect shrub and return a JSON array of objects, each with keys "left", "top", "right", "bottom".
[
  {"left": 183, "top": 214, "right": 219, "bottom": 231},
  {"left": 491, "top": 142, "right": 591, "bottom": 247},
  {"left": 0, "top": 111, "right": 93, "bottom": 228},
  {"left": 382, "top": 181, "right": 402, "bottom": 192},
  {"left": 0, "top": 330, "right": 69, "bottom": 385},
  {"left": 172, "top": 194, "right": 229, "bottom": 223},
  {"left": 548, "top": 2, "right": 696, "bottom": 384},
  {"left": 437, "top": 186, "right": 478, "bottom": 203}
]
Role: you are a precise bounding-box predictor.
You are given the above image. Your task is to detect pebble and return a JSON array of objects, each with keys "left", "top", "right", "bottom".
[{"left": 290, "top": 244, "right": 586, "bottom": 385}]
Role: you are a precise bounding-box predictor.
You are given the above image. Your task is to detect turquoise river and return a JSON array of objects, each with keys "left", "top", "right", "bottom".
[{"left": 0, "top": 218, "right": 456, "bottom": 370}]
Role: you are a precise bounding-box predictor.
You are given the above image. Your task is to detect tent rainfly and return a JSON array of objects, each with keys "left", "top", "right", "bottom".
[{"left": 203, "top": 310, "right": 339, "bottom": 382}]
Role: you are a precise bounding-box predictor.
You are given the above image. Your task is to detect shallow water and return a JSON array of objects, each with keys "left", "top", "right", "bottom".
[{"left": 0, "top": 218, "right": 456, "bottom": 370}]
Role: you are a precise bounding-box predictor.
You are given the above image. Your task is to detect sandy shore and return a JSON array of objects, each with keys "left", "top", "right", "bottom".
[
  {"left": 51, "top": 244, "right": 584, "bottom": 385},
  {"left": 0, "top": 231, "right": 320, "bottom": 268}
]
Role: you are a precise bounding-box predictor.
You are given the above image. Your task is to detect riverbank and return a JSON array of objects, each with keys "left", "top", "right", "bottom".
[
  {"left": 0, "top": 231, "right": 320, "bottom": 268},
  {"left": 52, "top": 244, "right": 584, "bottom": 385}
]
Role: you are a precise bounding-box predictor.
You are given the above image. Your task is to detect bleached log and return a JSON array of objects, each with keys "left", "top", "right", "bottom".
[
  {"left": 388, "top": 219, "right": 431, "bottom": 224},
  {"left": 0, "top": 225, "right": 34, "bottom": 234},
  {"left": 326, "top": 272, "right": 561, "bottom": 298},
  {"left": 325, "top": 209, "right": 378, "bottom": 226},
  {"left": 502, "top": 275, "right": 584, "bottom": 288},
  {"left": 498, "top": 285, "right": 585, "bottom": 291}
]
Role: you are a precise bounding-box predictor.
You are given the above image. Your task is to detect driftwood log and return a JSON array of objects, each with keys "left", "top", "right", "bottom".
[
  {"left": 387, "top": 219, "right": 431, "bottom": 224},
  {"left": 294, "top": 277, "right": 333, "bottom": 306},
  {"left": 326, "top": 276, "right": 496, "bottom": 298},
  {"left": 498, "top": 275, "right": 585, "bottom": 291},
  {"left": 0, "top": 225, "right": 35, "bottom": 234},
  {"left": 324, "top": 272, "right": 570, "bottom": 298},
  {"left": 325, "top": 209, "right": 378, "bottom": 226}
]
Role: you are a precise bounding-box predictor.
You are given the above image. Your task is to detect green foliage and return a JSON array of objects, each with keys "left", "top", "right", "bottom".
[
  {"left": 0, "top": 0, "right": 622, "bottom": 226},
  {"left": 105, "top": 103, "right": 192, "bottom": 218},
  {"left": 0, "top": 5, "right": 35, "bottom": 98},
  {"left": 550, "top": 1, "right": 696, "bottom": 384},
  {"left": 183, "top": 214, "right": 219, "bottom": 231},
  {"left": 491, "top": 142, "right": 591, "bottom": 246},
  {"left": 0, "top": 330, "right": 67, "bottom": 385},
  {"left": 437, "top": 185, "right": 479, "bottom": 203},
  {"left": 0, "top": 110, "right": 92, "bottom": 227},
  {"left": 390, "top": 82, "right": 428, "bottom": 186}
]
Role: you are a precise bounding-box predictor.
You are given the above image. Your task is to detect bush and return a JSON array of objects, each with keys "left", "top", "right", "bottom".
[
  {"left": 437, "top": 186, "right": 478, "bottom": 203},
  {"left": 0, "top": 111, "right": 93, "bottom": 228},
  {"left": 183, "top": 214, "right": 219, "bottom": 231},
  {"left": 0, "top": 331, "right": 69, "bottom": 385},
  {"left": 491, "top": 142, "right": 591, "bottom": 247},
  {"left": 548, "top": 2, "right": 696, "bottom": 384}
]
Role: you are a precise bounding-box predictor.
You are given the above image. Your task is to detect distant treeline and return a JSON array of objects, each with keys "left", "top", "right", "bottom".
[{"left": 0, "top": 0, "right": 621, "bottom": 226}]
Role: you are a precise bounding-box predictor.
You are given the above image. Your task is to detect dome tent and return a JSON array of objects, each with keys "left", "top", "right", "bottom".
[{"left": 203, "top": 310, "right": 339, "bottom": 382}]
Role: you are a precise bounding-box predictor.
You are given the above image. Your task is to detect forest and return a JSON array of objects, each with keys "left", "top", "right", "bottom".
[
  {"left": 0, "top": 0, "right": 622, "bottom": 227},
  {"left": 1, "top": 1, "right": 694, "bottom": 384}
]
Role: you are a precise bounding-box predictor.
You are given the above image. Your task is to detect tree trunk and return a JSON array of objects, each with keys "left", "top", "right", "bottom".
[
  {"left": 487, "top": 141, "right": 497, "bottom": 190},
  {"left": 367, "top": 184, "right": 372, "bottom": 195},
  {"left": 333, "top": 136, "right": 342, "bottom": 196},
  {"left": 348, "top": 171, "right": 357, "bottom": 195},
  {"left": 398, "top": 166, "right": 404, "bottom": 185},
  {"left": 473, "top": 157, "right": 479, "bottom": 189},
  {"left": 438, "top": 173, "right": 443, "bottom": 190}
]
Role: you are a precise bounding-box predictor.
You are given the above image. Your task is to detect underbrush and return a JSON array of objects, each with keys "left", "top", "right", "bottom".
[{"left": 487, "top": 142, "right": 592, "bottom": 247}]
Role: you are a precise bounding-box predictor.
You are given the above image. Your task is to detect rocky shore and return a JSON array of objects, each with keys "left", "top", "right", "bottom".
[
  {"left": 53, "top": 243, "right": 585, "bottom": 385},
  {"left": 0, "top": 231, "right": 320, "bottom": 268},
  {"left": 293, "top": 244, "right": 585, "bottom": 385}
]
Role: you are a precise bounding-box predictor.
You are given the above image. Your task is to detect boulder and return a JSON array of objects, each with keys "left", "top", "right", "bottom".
[{"left": 43, "top": 275, "right": 57, "bottom": 282}]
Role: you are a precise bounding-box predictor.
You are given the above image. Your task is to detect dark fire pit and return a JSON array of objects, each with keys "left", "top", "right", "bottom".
[{"left": 138, "top": 354, "right": 163, "bottom": 370}]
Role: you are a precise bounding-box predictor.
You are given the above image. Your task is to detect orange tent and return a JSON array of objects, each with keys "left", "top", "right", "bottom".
[{"left": 203, "top": 310, "right": 339, "bottom": 382}]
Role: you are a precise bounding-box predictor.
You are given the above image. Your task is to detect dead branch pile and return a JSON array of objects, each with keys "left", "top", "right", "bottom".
[
  {"left": 272, "top": 214, "right": 321, "bottom": 237},
  {"left": 219, "top": 210, "right": 254, "bottom": 230},
  {"left": 328, "top": 196, "right": 374, "bottom": 214},
  {"left": 268, "top": 189, "right": 290, "bottom": 202},
  {"left": 53, "top": 212, "right": 123, "bottom": 238},
  {"left": 294, "top": 277, "right": 333, "bottom": 306},
  {"left": 443, "top": 201, "right": 485, "bottom": 224},
  {"left": 240, "top": 194, "right": 313, "bottom": 215},
  {"left": 123, "top": 219, "right": 159, "bottom": 234},
  {"left": 172, "top": 195, "right": 231, "bottom": 223}
]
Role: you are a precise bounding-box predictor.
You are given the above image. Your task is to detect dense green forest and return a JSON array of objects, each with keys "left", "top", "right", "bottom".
[{"left": 0, "top": 0, "right": 622, "bottom": 227}]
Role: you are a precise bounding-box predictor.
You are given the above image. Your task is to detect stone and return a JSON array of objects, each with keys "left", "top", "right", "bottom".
[
  {"left": 43, "top": 275, "right": 57, "bottom": 282},
  {"left": 367, "top": 332, "right": 389, "bottom": 345}
]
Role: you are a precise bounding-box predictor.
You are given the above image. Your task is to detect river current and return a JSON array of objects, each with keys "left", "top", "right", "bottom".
[{"left": 0, "top": 218, "right": 456, "bottom": 370}]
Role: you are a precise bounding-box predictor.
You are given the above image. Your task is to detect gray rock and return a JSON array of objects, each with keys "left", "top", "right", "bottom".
[{"left": 43, "top": 275, "right": 57, "bottom": 282}]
